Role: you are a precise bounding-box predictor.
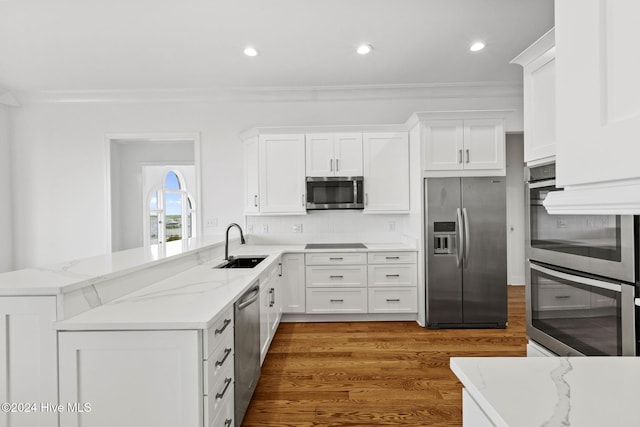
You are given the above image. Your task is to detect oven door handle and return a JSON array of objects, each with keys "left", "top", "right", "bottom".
[
  {"left": 528, "top": 179, "right": 556, "bottom": 189},
  {"left": 530, "top": 263, "right": 622, "bottom": 293}
]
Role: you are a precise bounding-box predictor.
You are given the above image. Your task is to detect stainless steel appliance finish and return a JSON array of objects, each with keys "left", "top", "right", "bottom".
[
  {"left": 526, "top": 164, "right": 636, "bottom": 283},
  {"left": 425, "top": 177, "right": 507, "bottom": 328},
  {"left": 527, "top": 261, "right": 636, "bottom": 356},
  {"left": 234, "top": 283, "right": 261, "bottom": 426},
  {"left": 304, "top": 243, "right": 367, "bottom": 249},
  {"left": 306, "top": 176, "right": 364, "bottom": 210}
]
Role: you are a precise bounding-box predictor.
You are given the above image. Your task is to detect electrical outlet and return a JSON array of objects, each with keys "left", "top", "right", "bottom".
[
  {"left": 292, "top": 224, "right": 302, "bottom": 233},
  {"left": 388, "top": 221, "right": 396, "bottom": 231},
  {"left": 247, "top": 224, "right": 254, "bottom": 233},
  {"left": 262, "top": 224, "right": 269, "bottom": 233},
  {"left": 206, "top": 217, "right": 218, "bottom": 227}
]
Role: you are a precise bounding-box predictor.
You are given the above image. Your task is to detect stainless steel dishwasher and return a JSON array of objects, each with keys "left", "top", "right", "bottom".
[{"left": 234, "top": 282, "right": 261, "bottom": 426}]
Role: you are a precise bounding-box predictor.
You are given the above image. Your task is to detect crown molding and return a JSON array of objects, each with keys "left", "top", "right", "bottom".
[
  {"left": 510, "top": 28, "right": 555, "bottom": 66},
  {"left": 13, "top": 81, "right": 523, "bottom": 105}
]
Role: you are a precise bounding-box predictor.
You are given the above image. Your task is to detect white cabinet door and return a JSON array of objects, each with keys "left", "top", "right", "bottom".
[
  {"left": 334, "top": 133, "right": 363, "bottom": 176},
  {"left": 363, "top": 132, "right": 410, "bottom": 212},
  {"left": 0, "top": 297, "right": 58, "bottom": 427},
  {"left": 259, "top": 134, "right": 306, "bottom": 214},
  {"left": 244, "top": 136, "right": 260, "bottom": 213},
  {"left": 305, "top": 134, "right": 335, "bottom": 177},
  {"left": 422, "top": 120, "right": 464, "bottom": 171},
  {"left": 463, "top": 119, "right": 505, "bottom": 170},
  {"left": 58, "top": 330, "right": 201, "bottom": 427},
  {"left": 259, "top": 281, "right": 271, "bottom": 365},
  {"left": 281, "top": 253, "right": 306, "bottom": 313},
  {"left": 556, "top": 0, "right": 640, "bottom": 187}
]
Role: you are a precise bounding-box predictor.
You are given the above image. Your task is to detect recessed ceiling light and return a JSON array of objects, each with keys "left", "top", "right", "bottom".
[
  {"left": 244, "top": 47, "right": 259, "bottom": 57},
  {"left": 469, "top": 42, "right": 486, "bottom": 52},
  {"left": 357, "top": 44, "right": 373, "bottom": 55}
]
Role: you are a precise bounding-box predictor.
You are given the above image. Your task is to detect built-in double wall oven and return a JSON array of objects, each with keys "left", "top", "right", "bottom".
[{"left": 526, "top": 163, "right": 637, "bottom": 356}]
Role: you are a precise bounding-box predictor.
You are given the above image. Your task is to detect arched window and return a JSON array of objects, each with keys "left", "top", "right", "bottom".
[{"left": 146, "top": 170, "right": 196, "bottom": 245}]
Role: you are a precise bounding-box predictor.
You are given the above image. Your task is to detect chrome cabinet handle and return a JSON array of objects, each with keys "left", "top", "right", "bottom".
[
  {"left": 279, "top": 262, "right": 283, "bottom": 277},
  {"left": 385, "top": 274, "right": 400, "bottom": 278},
  {"left": 253, "top": 195, "right": 258, "bottom": 207},
  {"left": 302, "top": 194, "right": 305, "bottom": 207},
  {"left": 330, "top": 299, "right": 344, "bottom": 303},
  {"left": 224, "top": 419, "right": 232, "bottom": 427},
  {"left": 386, "top": 298, "right": 401, "bottom": 302},
  {"left": 269, "top": 288, "right": 275, "bottom": 307},
  {"left": 215, "top": 348, "right": 232, "bottom": 367},
  {"left": 465, "top": 149, "right": 470, "bottom": 163},
  {"left": 458, "top": 149, "right": 463, "bottom": 164},
  {"left": 385, "top": 256, "right": 400, "bottom": 260},
  {"left": 365, "top": 193, "right": 369, "bottom": 206},
  {"left": 216, "top": 377, "right": 232, "bottom": 399},
  {"left": 329, "top": 257, "right": 343, "bottom": 260},
  {"left": 329, "top": 275, "right": 344, "bottom": 279},
  {"left": 336, "top": 158, "right": 339, "bottom": 171},
  {"left": 330, "top": 158, "right": 333, "bottom": 172},
  {"left": 555, "top": 295, "right": 571, "bottom": 300},
  {"left": 215, "top": 318, "right": 231, "bottom": 335}
]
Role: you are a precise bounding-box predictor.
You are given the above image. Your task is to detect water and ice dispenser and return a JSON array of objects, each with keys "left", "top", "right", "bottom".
[{"left": 433, "top": 221, "right": 456, "bottom": 254}]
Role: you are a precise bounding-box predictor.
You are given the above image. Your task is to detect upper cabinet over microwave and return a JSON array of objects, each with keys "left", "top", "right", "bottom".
[{"left": 305, "top": 133, "right": 363, "bottom": 177}]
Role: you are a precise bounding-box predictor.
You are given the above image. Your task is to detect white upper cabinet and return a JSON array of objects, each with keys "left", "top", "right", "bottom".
[
  {"left": 243, "top": 136, "right": 260, "bottom": 213},
  {"left": 363, "top": 132, "right": 410, "bottom": 213},
  {"left": 305, "top": 133, "right": 363, "bottom": 177},
  {"left": 419, "top": 113, "right": 506, "bottom": 176},
  {"left": 544, "top": 0, "right": 640, "bottom": 214},
  {"left": 258, "top": 134, "right": 306, "bottom": 214},
  {"left": 511, "top": 28, "right": 556, "bottom": 165}
]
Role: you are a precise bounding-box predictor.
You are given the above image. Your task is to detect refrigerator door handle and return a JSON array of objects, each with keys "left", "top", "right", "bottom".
[
  {"left": 462, "top": 207, "right": 470, "bottom": 268},
  {"left": 456, "top": 208, "right": 464, "bottom": 268}
]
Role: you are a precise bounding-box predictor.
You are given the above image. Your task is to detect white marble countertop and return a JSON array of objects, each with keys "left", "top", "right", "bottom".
[
  {"left": 54, "top": 242, "right": 416, "bottom": 330},
  {"left": 0, "top": 236, "right": 227, "bottom": 296},
  {"left": 450, "top": 356, "right": 640, "bottom": 427}
]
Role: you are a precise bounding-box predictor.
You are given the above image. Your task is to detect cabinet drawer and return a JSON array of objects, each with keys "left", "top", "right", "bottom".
[
  {"left": 368, "top": 265, "right": 417, "bottom": 287},
  {"left": 203, "top": 307, "right": 234, "bottom": 359},
  {"left": 306, "top": 266, "right": 367, "bottom": 287},
  {"left": 204, "top": 376, "right": 234, "bottom": 427},
  {"left": 368, "top": 287, "right": 418, "bottom": 313},
  {"left": 367, "top": 251, "right": 417, "bottom": 264},
  {"left": 209, "top": 390, "right": 234, "bottom": 427},
  {"left": 203, "top": 331, "right": 234, "bottom": 394},
  {"left": 305, "top": 252, "right": 366, "bottom": 265},
  {"left": 306, "top": 288, "right": 367, "bottom": 313}
]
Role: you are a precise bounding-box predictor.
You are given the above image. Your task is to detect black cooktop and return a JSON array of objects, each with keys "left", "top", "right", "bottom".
[{"left": 305, "top": 243, "right": 367, "bottom": 249}]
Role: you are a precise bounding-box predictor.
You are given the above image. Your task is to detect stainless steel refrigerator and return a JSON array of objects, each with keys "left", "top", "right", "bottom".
[{"left": 425, "top": 177, "right": 507, "bottom": 328}]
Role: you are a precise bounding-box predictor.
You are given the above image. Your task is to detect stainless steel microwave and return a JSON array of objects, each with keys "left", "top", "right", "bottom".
[{"left": 306, "top": 176, "right": 364, "bottom": 210}]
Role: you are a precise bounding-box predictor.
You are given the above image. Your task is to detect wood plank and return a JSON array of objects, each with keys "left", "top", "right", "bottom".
[{"left": 242, "top": 285, "right": 526, "bottom": 426}]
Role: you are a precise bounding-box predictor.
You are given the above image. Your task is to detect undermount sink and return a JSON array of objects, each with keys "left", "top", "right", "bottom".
[{"left": 213, "top": 256, "right": 267, "bottom": 269}]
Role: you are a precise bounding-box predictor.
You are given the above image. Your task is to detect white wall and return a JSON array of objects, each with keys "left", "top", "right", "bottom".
[
  {"left": 10, "top": 92, "right": 523, "bottom": 268},
  {"left": 506, "top": 134, "right": 526, "bottom": 285},
  {"left": 0, "top": 105, "right": 12, "bottom": 272}
]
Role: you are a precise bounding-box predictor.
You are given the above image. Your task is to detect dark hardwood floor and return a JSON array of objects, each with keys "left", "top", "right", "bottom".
[{"left": 243, "top": 285, "right": 526, "bottom": 426}]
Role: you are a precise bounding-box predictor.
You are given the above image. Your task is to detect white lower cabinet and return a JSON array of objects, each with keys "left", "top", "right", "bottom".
[
  {"left": 259, "top": 258, "right": 282, "bottom": 365},
  {"left": 306, "top": 288, "right": 368, "bottom": 313},
  {"left": 306, "top": 265, "right": 367, "bottom": 287},
  {"left": 58, "top": 330, "right": 202, "bottom": 427},
  {"left": 281, "top": 253, "right": 306, "bottom": 313},
  {"left": 0, "top": 296, "right": 58, "bottom": 427},
  {"left": 368, "top": 287, "right": 418, "bottom": 313}
]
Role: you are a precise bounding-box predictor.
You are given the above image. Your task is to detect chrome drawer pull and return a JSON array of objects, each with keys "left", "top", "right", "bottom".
[
  {"left": 385, "top": 274, "right": 400, "bottom": 278},
  {"left": 330, "top": 299, "right": 344, "bottom": 303},
  {"left": 224, "top": 419, "right": 232, "bottom": 427},
  {"left": 329, "top": 257, "right": 344, "bottom": 260},
  {"left": 329, "top": 275, "right": 344, "bottom": 279},
  {"left": 215, "top": 348, "right": 232, "bottom": 367},
  {"left": 386, "top": 298, "right": 401, "bottom": 302},
  {"left": 215, "top": 318, "right": 231, "bottom": 335},
  {"left": 216, "top": 377, "right": 232, "bottom": 400},
  {"left": 385, "top": 256, "right": 400, "bottom": 260},
  {"left": 555, "top": 295, "right": 571, "bottom": 300}
]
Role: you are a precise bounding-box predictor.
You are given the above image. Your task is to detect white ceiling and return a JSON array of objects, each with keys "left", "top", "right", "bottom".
[{"left": 0, "top": 0, "right": 554, "bottom": 93}]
